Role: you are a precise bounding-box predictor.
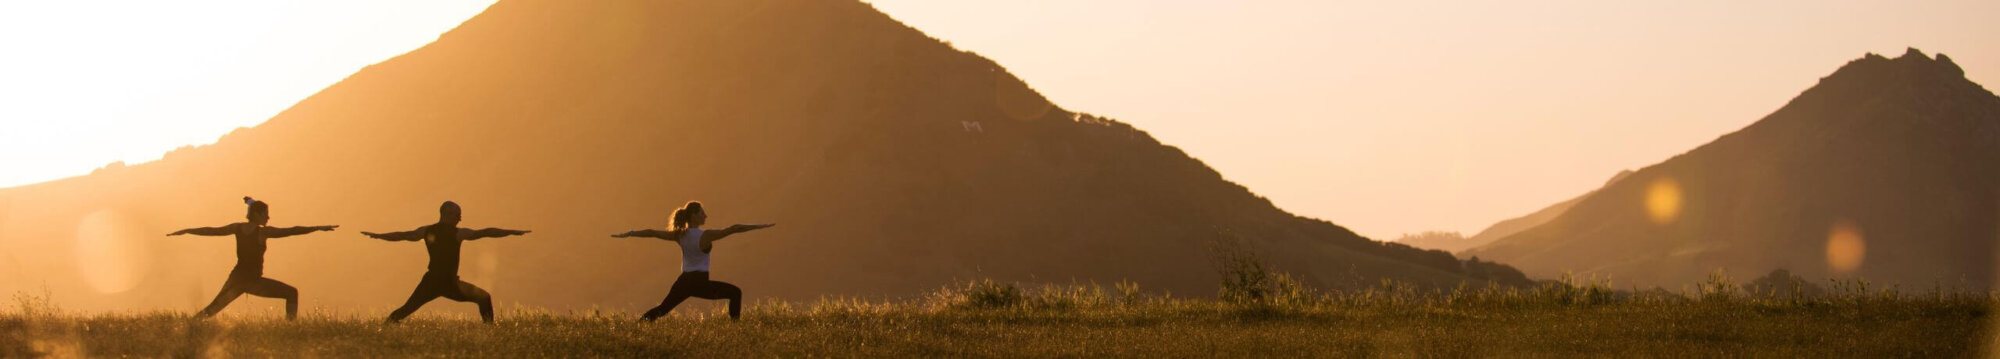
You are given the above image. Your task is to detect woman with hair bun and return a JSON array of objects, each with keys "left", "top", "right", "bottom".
[
  {"left": 611, "top": 201, "right": 774, "bottom": 321},
  {"left": 167, "top": 197, "right": 338, "bottom": 320}
]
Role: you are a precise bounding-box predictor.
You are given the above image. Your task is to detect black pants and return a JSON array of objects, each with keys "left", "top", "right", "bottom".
[
  {"left": 198, "top": 268, "right": 298, "bottom": 319},
  {"left": 642, "top": 271, "right": 742, "bottom": 320},
  {"left": 387, "top": 273, "right": 494, "bottom": 323}
]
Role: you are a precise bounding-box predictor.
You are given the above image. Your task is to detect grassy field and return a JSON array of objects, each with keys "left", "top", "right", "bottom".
[{"left": 2, "top": 278, "right": 1991, "bottom": 357}]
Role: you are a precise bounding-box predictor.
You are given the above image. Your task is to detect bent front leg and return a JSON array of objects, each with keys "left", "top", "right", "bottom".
[
  {"left": 442, "top": 280, "right": 496, "bottom": 323},
  {"left": 241, "top": 277, "right": 300, "bottom": 320}
]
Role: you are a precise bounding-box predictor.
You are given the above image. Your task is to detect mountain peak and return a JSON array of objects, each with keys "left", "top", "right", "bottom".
[
  {"left": 1935, "top": 52, "right": 1965, "bottom": 78},
  {"left": 1900, "top": 47, "right": 1928, "bottom": 60},
  {"left": 1467, "top": 47, "right": 2000, "bottom": 288},
  {"left": 1892, "top": 47, "right": 1965, "bottom": 78},
  {"left": 0, "top": 0, "right": 1528, "bottom": 311},
  {"left": 1826, "top": 48, "right": 1969, "bottom": 87},
  {"left": 1781, "top": 48, "right": 1992, "bottom": 123}
]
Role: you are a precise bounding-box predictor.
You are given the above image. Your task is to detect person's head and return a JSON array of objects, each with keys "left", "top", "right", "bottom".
[
  {"left": 439, "top": 201, "right": 462, "bottom": 226},
  {"left": 669, "top": 201, "right": 706, "bottom": 229},
  {"left": 243, "top": 197, "right": 270, "bottom": 225}
]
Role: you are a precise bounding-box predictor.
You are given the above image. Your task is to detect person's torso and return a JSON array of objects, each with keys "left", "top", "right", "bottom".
[
  {"left": 678, "top": 228, "right": 709, "bottom": 273},
  {"left": 423, "top": 225, "right": 462, "bottom": 275},
  {"left": 233, "top": 223, "right": 266, "bottom": 272}
]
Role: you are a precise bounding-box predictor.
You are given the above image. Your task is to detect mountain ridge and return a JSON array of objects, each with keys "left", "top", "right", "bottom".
[
  {"left": 1465, "top": 48, "right": 2000, "bottom": 288},
  {"left": 0, "top": 0, "right": 1525, "bottom": 313}
]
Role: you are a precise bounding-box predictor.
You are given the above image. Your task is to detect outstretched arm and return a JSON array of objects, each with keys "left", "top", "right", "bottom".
[
  {"left": 168, "top": 223, "right": 240, "bottom": 237},
  {"left": 701, "top": 223, "right": 776, "bottom": 243},
  {"left": 361, "top": 226, "right": 427, "bottom": 242},
  {"left": 610, "top": 229, "right": 675, "bottom": 240},
  {"left": 459, "top": 227, "right": 530, "bottom": 241},
  {"left": 263, "top": 225, "right": 339, "bottom": 238}
]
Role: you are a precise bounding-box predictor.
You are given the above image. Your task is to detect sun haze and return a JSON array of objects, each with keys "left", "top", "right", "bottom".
[
  {"left": 0, "top": 2, "right": 1992, "bottom": 356},
  {"left": 1, "top": 0, "right": 1996, "bottom": 242},
  {"left": 0, "top": 0, "right": 495, "bottom": 186}
]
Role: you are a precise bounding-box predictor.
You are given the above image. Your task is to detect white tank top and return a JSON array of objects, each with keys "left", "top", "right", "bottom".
[{"left": 678, "top": 228, "right": 709, "bottom": 272}]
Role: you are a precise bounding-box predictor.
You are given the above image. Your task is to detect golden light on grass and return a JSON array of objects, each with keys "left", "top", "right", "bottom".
[
  {"left": 30, "top": 339, "right": 82, "bottom": 358},
  {"left": 1826, "top": 220, "right": 1866, "bottom": 274},
  {"left": 74, "top": 209, "right": 149, "bottom": 294},
  {"left": 1644, "top": 177, "right": 1682, "bottom": 225}
]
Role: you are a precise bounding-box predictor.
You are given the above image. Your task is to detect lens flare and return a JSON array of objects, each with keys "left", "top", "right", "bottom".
[
  {"left": 1644, "top": 177, "right": 1682, "bottom": 225},
  {"left": 1826, "top": 220, "right": 1866, "bottom": 274},
  {"left": 476, "top": 249, "right": 501, "bottom": 283},
  {"left": 75, "top": 209, "right": 150, "bottom": 294}
]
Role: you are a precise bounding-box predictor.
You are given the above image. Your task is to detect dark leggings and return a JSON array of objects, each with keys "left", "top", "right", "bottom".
[
  {"left": 387, "top": 273, "right": 495, "bottom": 323},
  {"left": 642, "top": 271, "right": 741, "bottom": 321},
  {"left": 198, "top": 270, "right": 299, "bottom": 320}
]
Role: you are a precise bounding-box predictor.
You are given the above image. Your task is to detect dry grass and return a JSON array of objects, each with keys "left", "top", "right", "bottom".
[{"left": 1, "top": 277, "right": 1989, "bottom": 357}]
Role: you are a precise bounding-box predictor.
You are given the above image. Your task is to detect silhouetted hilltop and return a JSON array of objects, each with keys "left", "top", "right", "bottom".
[
  {"left": 1466, "top": 49, "right": 2000, "bottom": 288},
  {"left": 0, "top": 0, "right": 1524, "bottom": 312}
]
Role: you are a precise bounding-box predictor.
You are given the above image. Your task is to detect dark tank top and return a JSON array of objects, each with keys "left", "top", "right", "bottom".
[
  {"left": 423, "top": 224, "right": 462, "bottom": 277},
  {"left": 232, "top": 223, "right": 267, "bottom": 274}
]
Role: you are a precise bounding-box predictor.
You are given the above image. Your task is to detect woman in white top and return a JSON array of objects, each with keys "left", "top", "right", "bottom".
[{"left": 612, "top": 201, "right": 774, "bottom": 320}]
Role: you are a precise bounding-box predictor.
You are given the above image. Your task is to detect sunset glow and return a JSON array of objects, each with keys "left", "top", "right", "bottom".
[
  {"left": 0, "top": 0, "right": 495, "bottom": 186},
  {"left": 0, "top": 1, "right": 1990, "bottom": 354},
  {"left": 2, "top": 0, "right": 1996, "bottom": 240}
]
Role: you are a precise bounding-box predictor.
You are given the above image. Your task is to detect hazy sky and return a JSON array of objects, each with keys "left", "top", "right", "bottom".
[{"left": 1, "top": 1, "right": 1995, "bottom": 240}]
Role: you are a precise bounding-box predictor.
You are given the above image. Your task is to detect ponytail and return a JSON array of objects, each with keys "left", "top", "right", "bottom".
[
  {"left": 668, "top": 201, "right": 703, "bottom": 238},
  {"left": 669, "top": 208, "right": 691, "bottom": 230}
]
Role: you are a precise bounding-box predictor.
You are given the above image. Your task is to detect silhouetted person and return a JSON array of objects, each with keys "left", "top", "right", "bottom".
[
  {"left": 362, "top": 201, "right": 528, "bottom": 323},
  {"left": 168, "top": 197, "right": 337, "bottom": 320},
  {"left": 612, "top": 201, "right": 774, "bottom": 321}
]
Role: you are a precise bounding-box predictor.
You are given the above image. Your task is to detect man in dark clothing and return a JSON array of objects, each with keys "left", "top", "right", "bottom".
[
  {"left": 168, "top": 197, "right": 338, "bottom": 320},
  {"left": 362, "top": 201, "right": 529, "bottom": 323}
]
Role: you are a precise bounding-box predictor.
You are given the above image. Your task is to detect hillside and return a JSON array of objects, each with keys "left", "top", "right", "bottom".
[
  {"left": 1452, "top": 170, "right": 1631, "bottom": 255},
  {"left": 0, "top": 0, "right": 1524, "bottom": 313},
  {"left": 1466, "top": 49, "right": 2000, "bottom": 288}
]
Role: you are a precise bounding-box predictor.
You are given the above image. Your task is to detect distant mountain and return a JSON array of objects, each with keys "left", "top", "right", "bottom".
[
  {"left": 0, "top": 0, "right": 1526, "bottom": 312},
  {"left": 1456, "top": 170, "right": 1631, "bottom": 255},
  {"left": 1466, "top": 49, "right": 2000, "bottom": 288},
  {"left": 1394, "top": 231, "right": 1473, "bottom": 253}
]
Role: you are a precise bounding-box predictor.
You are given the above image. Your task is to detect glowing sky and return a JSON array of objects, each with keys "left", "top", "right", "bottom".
[
  {"left": 0, "top": 0, "right": 496, "bottom": 185},
  {"left": 1, "top": 0, "right": 1995, "bottom": 240}
]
